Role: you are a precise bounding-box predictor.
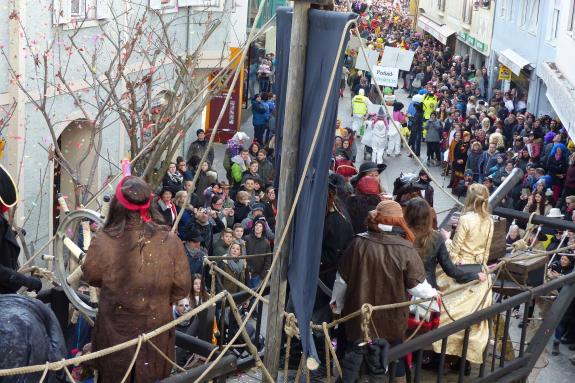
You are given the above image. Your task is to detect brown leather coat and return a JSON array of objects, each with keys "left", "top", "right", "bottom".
[
  {"left": 83, "top": 227, "right": 191, "bottom": 383},
  {"left": 338, "top": 230, "right": 426, "bottom": 343}
]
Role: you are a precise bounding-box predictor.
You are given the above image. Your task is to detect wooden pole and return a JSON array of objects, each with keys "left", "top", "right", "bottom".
[{"left": 264, "top": 1, "right": 310, "bottom": 379}]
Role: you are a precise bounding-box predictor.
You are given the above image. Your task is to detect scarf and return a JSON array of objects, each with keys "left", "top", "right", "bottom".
[{"left": 225, "top": 257, "right": 245, "bottom": 275}]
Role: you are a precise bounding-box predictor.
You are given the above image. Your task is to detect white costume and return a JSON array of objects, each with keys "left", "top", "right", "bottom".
[{"left": 370, "top": 119, "right": 388, "bottom": 164}]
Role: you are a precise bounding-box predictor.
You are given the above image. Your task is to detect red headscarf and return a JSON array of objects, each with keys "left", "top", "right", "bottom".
[{"left": 114, "top": 177, "right": 153, "bottom": 222}]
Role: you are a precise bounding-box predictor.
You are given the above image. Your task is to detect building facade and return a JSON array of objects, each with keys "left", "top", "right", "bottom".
[
  {"left": 416, "top": 0, "right": 495, "bottom": 68},
  {"left": 0, "top": 0, "right": 248, "bottom": 245},
  {"left": 489, "top": 0, "right": 557, "bottom": 117},
  {"left": 538, "top": 0, "right": 575, "bottom": 138}
]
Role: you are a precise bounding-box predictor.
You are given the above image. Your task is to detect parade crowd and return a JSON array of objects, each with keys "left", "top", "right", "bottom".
[{"left": 0, "top": 1, "right": 574, "bottom": 382}]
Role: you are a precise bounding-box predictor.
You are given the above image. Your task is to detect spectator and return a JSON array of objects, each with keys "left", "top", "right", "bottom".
[{"left": 187, "top": 129, "right": 214, "bottom": 166}]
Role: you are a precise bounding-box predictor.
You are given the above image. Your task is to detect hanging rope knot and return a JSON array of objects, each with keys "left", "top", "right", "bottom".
[
  {"left": 360, "top": 304, "right": 373, "bottom": 342},
  {"left": 512, "top": 239, "right": 528, "bottom": 252},
  {"left": 284, "top": 313, "right": 299, "bottom": 338}
]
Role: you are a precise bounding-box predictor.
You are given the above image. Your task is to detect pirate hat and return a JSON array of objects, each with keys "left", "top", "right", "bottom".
[{"left": 0, "top": 164, "right": 18, "bottom": 207}]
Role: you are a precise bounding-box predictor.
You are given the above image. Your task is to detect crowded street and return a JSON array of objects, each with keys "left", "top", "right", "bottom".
[{"left": 1, "top": 0, "right": 575, "bottom": 382}]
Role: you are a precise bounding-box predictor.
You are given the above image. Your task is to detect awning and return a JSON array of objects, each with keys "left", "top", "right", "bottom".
[
  {"left": 498, "top": 49, "right": 532, "bottom": 76},
  {"left": 417, "top": 15, "right": 455, "bottom": 45}
]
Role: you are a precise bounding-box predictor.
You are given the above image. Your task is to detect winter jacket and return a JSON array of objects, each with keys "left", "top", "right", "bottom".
[
  {"left": 257, "top": 159, "right": 274, "bottom": 183},
  {"left": 230, "top": 155, "right": 249, "bottom": 186},
  {"left": 186, "top": 139, "right": 214, "bottom": 165},
  {"left": 252, "top": 99, "right": 270, "bottom": 126},
  {"left": 244, "top": 233, "right": 271, "bottom": 278},
  {"left": 425, "top": 119, "right": 442, "bottom": 143}
]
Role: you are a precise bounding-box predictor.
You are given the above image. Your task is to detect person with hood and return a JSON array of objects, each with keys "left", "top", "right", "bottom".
[
  {"left": 425, "top": 111, "right": 442, "bottom": 166},
  {"left": 252, "top": 93, "right": 270, "bottom": 145},
  {"left": 369, "top": 108, "right": 390, "bottom": 165},
  {"left": 230, "top": 148, "right": 251, "bottom": 191},
  {"left": 187, "top": 129, "right": 214, "bottom": 166},
  {"left": 422, "top": 90, "right": 438, "bottom": 121},
  {"left": 224, "top": 132, "right": 250, "bottom": 183},
  {"left": 241, "top": 203, "right": 275, "bottom": 240},
  {"left": 245, "top": 219, "right": 272, "bottom": 288},
  {"left": 547, "top": 143, "right": 569, "bottom": 205}
]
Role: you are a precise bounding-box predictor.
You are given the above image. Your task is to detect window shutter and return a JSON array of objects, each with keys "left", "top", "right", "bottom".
[
  {"left": 53, "top": 0, "right": 71, "bottom": 25},
  {"left": 96, "top": 0, "right": 112, "bottom": 19}
]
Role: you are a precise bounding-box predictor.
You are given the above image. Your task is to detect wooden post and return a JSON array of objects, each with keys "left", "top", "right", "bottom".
[{"left": 264, "top": 0, "right": 311, "bottom": 379}]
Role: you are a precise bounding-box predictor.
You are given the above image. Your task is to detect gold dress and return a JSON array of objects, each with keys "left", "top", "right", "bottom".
[{"left": 432, "top": 212, "right": 493, "bottom": 363}]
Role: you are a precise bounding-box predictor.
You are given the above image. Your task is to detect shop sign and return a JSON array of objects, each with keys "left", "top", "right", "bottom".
[
  {"left": 371, "top": 66, "right": 400, "bottom": 87},
  {"left": 475, "top": 40, "right": 486, "bottom": 52},
  {"left": 458, "top": 31, "right": 487, "bottom": 53},
  {"left": 498, "top": 65, "right": 512, "bottom": 81}
]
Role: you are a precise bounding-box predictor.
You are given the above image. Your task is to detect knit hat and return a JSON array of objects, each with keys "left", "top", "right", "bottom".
[{"left": 357, "top": 176, "right": 381, "bottom": 196}]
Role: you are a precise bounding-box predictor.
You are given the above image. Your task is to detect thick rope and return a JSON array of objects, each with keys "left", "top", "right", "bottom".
[
  {"left": 283, "top": 313, "right": 297, "bottom": 383},
  {"left": 62, "top": 360, "right": 78, "bottom": 383},
  {"left": 194, "top": 14, "right": 359, "bottom": 383},
  {"left": 322, "top": 321, "right": 342, "bottom": 378},
  {"left": 205, "top": 259, "right": 269, "bottom": 304},
  {"left": 119, "top": 335, "right": 143, "bottom": 383},
  {"left": 0, "top": 292, "right": 226, "bottom": 377},
  {"left": 147, "top": 339, "right": 186, "bottom": 373}
]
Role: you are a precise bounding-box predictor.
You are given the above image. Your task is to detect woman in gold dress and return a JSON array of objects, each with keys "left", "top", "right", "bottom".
[{"left": 434, "top": 183, "right": 493, "bottom": 372}]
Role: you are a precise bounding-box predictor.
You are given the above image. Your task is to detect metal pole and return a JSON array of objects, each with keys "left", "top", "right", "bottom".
[
  {"left": 488, "top": 167, "right": 524, "bottom": 210},
  {"left": 264, "top": 1, "right": 310, "bottom": 378}
]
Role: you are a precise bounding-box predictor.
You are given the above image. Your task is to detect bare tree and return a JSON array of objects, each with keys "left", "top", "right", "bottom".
[{"left": 1, "top": 1, "right": 233, "bottom": 212}]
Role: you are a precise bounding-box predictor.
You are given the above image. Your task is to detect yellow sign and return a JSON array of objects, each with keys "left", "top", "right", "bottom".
[{"left": 498, "top": 65, "right": 512, "bottom": 81}]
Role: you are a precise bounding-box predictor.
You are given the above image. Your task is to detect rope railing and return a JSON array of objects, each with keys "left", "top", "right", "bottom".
[{"left": 6, "top": 6, "right": 575, "bottom": 382}]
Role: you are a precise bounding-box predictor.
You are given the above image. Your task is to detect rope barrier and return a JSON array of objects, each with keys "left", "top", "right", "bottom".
[
  {"left": 147, "top": 339, "right": 186, "bottom": 373},
  {"left": 7, "top": 6, "right": 575, "bottom": 382},
  {"left": 119, "top": 335, "right": 143, "bottom": 383},
  {"left": 0, "top": 292, "right": 226, "bottom": 377}
]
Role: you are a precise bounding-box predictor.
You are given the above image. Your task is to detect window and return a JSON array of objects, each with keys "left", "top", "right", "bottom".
[
  {"left": 437, "top": 0, "right": 446, "bottom": 12},
  {"left": 528, "top": 0, "right": 540, "bottom": 34},
  {"left": 70, "top": 0, "right": 85, "bottom": 18},
  {"left": 463, "top": 0, "right": 473, "bottom": 24},
  {"left": 548, "top": 8, "right": 560, "bottom": 41},
  {"left": 53, "top": 0, "right": 109, "bottom": 25}
]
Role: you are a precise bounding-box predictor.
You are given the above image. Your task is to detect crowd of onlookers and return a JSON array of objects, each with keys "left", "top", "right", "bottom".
[{"left": 332, "top": 0, "right": 575, "bottom": 366}]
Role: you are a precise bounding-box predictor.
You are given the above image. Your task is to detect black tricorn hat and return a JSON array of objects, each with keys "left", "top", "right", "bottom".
[{"left": 0, "top": 164, "right": 18, "bottom": 208}]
